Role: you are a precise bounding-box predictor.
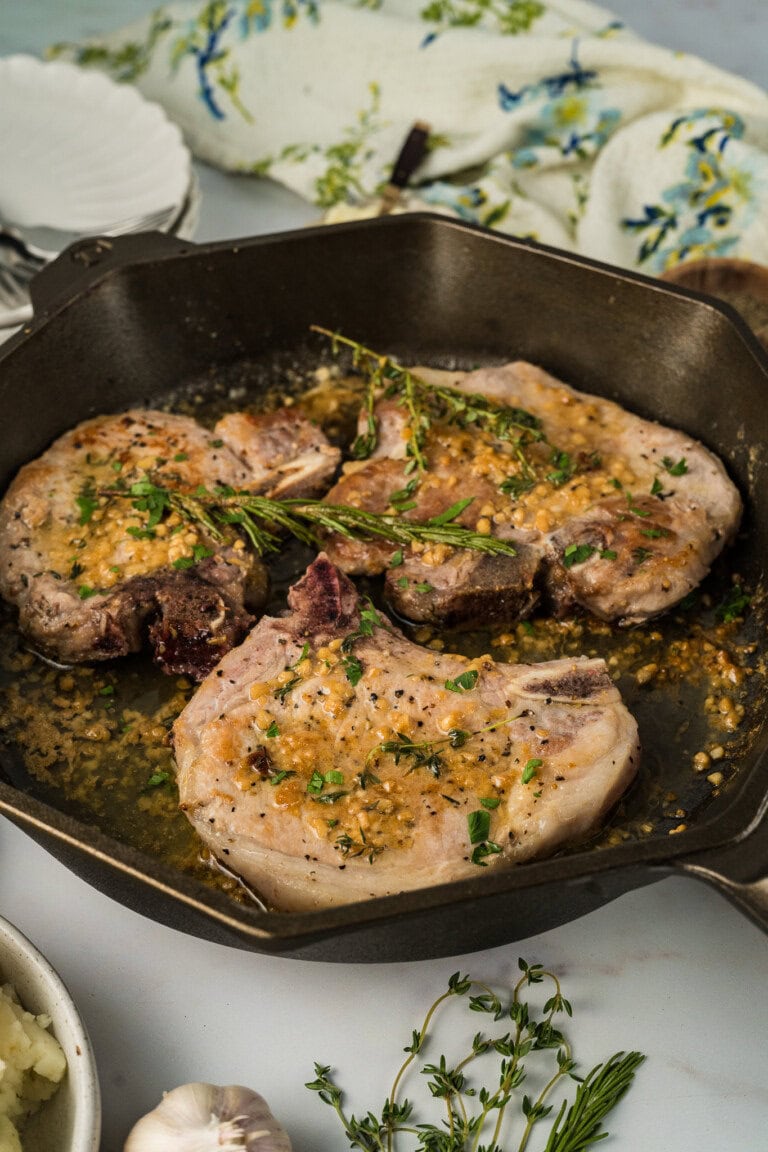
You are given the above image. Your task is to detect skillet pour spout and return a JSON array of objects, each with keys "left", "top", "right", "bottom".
[{"left": 1, "top": 214, "right": 767, "bottom": 960}]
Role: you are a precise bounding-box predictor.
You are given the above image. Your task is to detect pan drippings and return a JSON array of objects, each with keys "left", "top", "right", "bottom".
[{"left": 0, "top": 362, "right": 763, "bottom": 909}]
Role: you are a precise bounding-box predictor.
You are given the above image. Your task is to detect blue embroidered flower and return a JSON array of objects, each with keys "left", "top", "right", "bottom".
[
  {"left": 497, "top": 43, "right": 620, "bottom": 169},
  {"left": 498, "top": 41, "right": 598, "bottom": 111},
  {"left": 509, "top": 96, "right": 620, "bottom": 167},
  {"left": 422, "top": 181, "right": 487, "bottom": 221},
  {"left": 172, "top": 0, "right": 320, "bottom": 120},
  {"left": 421, "top": 181, "right": 517, "bottom": 230},
  {"left": 623, "top": 109, "right": 762, "bottom": 271},
  {"left": 171, "top": 2, "right": 237, "bottom": 120}
]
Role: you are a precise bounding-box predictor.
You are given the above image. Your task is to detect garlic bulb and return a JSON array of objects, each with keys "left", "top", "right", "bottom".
[{"left": 123, "top": 1083, "right": 293, "bottom": 1152}]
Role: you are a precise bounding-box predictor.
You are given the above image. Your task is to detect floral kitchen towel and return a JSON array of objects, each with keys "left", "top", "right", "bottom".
[{"left": 50, "top": 0, "right": 768, "bottom": 273}]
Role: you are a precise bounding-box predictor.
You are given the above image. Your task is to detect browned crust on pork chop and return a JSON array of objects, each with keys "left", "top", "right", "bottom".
[
  {"left": 172, "top": 555, "right": 640, "bottom": 910},
  {"left": 0, "top": 407, "right": 339, "bottom": 676},
  {"left": 323, "top": 361, "right": 742, "bottom": 627}
]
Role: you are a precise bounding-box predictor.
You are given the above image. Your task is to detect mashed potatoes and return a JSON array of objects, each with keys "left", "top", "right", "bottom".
[{"left": 0, "top": 982, "right": 66, "bottom": 1152}]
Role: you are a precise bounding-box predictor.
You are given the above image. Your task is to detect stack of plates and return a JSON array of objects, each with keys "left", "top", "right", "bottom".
[{"left": 0, "top": 54, "right": 198, "bottom": 331}]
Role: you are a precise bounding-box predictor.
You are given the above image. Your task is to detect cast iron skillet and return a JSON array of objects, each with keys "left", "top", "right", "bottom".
[{"left": 0, "top": 215, "right": 766, "bottom": 961}]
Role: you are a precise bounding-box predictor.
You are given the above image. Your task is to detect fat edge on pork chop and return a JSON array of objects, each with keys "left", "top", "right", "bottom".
[
  {"left": 172, "top": 555, "right": 640, "bottom": 911},
  {"left": 323, "top": 359, "right": 742, "bottom": 629},
  {"left": 0, "top": 407, "right": 340, "bottom": 678}
]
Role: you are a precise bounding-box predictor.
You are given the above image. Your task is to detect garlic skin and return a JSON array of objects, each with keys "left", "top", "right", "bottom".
[{"left": 123, "top": 1083, "right": 293, "bottom": 1152}]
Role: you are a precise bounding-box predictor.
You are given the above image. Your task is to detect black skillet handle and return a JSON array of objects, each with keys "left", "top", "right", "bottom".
[
  {"left": 672, "top": 809, "right": 768, "bottom": 934},
  {"left": 28, "top": 231, "right": 192, "bottom": 320}
]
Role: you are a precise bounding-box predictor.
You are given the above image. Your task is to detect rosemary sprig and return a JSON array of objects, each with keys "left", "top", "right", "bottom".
[
  {"left": 312, "top": 326, "right": 544, "bottom": 477},
  {"left": 542, "top": 1051, "right": 646, "bottom": 1152},
  {"left": 100, "top": 481, "right": 518, "bottom": 561},
  {"left": 306, "top": 958, "right": 644, "bottom": 1151}
]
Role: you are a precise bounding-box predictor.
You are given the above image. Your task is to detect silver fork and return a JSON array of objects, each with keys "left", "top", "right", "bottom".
[
  {"left": 0, "top": 202, "right": 178, "bottom": 325},
  {"left": 0, "top": 243, "right": 37, "bottom": 323},
  {"left": 6, "top": 202, "right": 179, "bottom": 262}
]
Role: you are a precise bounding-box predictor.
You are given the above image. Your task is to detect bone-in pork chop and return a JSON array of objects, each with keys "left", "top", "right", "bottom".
[
  {"left": 324, "top": 361, "right": 741, "bottom": 627},
  {"left": 172, "top": 555, "right": 640, "bottom": 910},
  {"left": 0, "top": 408, "right": 339, "bottom": 677}
]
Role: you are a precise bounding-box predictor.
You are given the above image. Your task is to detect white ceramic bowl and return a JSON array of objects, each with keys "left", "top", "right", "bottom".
[{"left": 0, "top": 914, "right": 101, "bottom": 1152}]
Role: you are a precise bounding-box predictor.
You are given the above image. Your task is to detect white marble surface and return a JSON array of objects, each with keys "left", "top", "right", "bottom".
[{"left": 1, "top": 4, "right": 767, "bottom": 1151}]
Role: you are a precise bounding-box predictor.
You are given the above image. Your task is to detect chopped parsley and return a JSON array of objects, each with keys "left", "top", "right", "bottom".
[
  {"left": 76, "top": 492, "right": 98, "bottom": 525},
  {"left": 716, "top": 584, "right": 751, "bottom": 623},
  {"left": 143, "top": 770, "right": 170, "bottom": 791},
  {"left": 471, "top": 840, "right": 502, "bottom": 866},
  {"left": 270, "top": 770, "right": 294, "bottom": 786},
  {"left": 172, "top": 544, "right": 214, "bottom": 570},
  {"left": 662, "top": 456, "right": 688, "bottom": 476},
  {"left": 468, "top": 811, "right": 503, "bottom": 865},
  {"left": 562, "top": 543, "right": 596, "bottom": 568},
  {"left": 467, "top": 809, "right": 491, "bottom": 844},
  {"left": 342, "top": 653, "right": 363, "bottom": 686},
  {"left": 522, "top": 758, "right": 542, "bottom": 784},
  {"left": 307, "top": 769, "right": 346, "bottom": 798},
  {"left": 444, "top": 669, "right": 479, "bottom": 693},
  {"left": 546, "top": 449, "right": 576, "bottom": 487},
  {"left": 480, "top": 796, "right": 501, "bottom": 810}
]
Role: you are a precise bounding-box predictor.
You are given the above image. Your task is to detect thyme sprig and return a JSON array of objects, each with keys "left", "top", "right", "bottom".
[
  {"left": 366, "top": 712, "right": 521, "bottom": 782},
  {"left": 312, "top": 326, "right": 545, "bottom": 477},
  {"left": 100, "top": 481, "right": 518, "bottom": 560},
  {"left": 306, "top": 958, "right": 644, "bottom": 1151}
]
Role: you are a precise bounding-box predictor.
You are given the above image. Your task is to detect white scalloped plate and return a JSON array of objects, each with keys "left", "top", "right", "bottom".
[{"left": 0, "top": 55, "right": 190, "bottom": 231}]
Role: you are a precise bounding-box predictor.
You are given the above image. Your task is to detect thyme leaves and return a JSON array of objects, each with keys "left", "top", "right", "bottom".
[
  {"left": 312, "top": 326, "right": 545, "bottom": 479},
  {"left": 311, "top": 329, "right": 624, "bottom": 511},
  {"left": 367, "top": 712, "right": 520, "bottom": 782},
  {"left": 306, "top": 959, "right": 644, "bottom": 1151},
  {"left": 274, "top": 642, "right": 311, "bottom": 702}
]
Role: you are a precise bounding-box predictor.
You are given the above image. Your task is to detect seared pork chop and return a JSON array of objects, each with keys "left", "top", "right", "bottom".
[
  {"left": 324, "top": 361, "right": 742, "bottom": 627},
  {"left": 0, "top": 408, "right": 339, "bottom": 677},
  {"left": 173, "top": 555, "right": 640, "bottom": 910}
]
